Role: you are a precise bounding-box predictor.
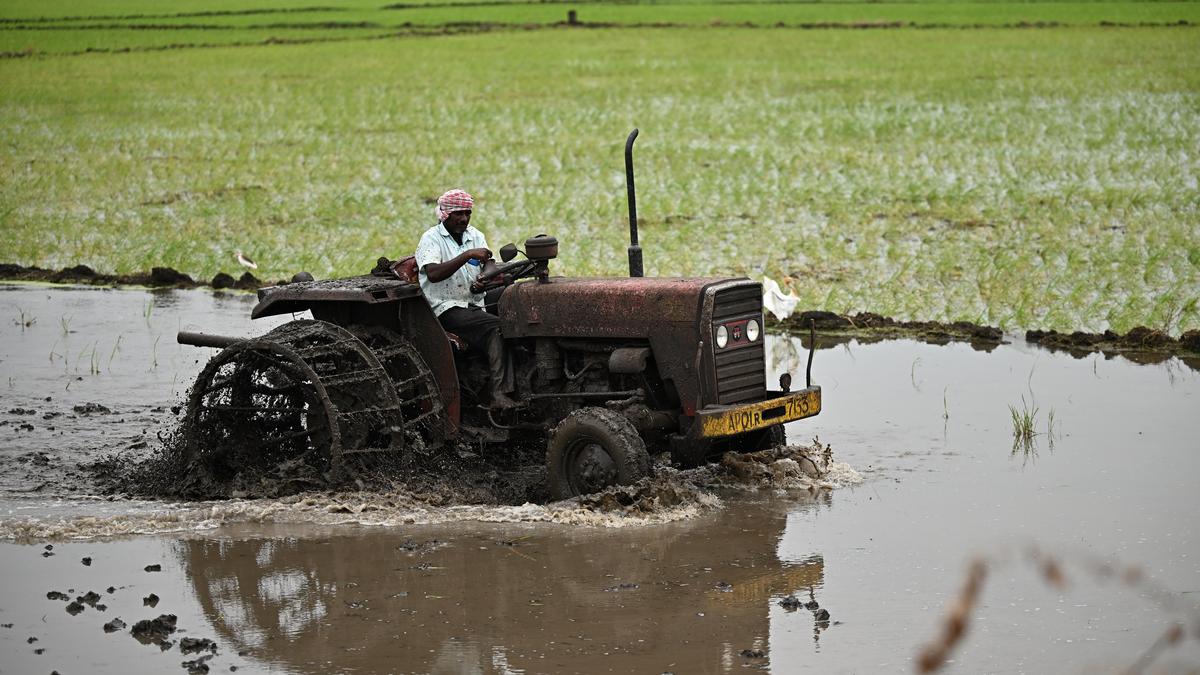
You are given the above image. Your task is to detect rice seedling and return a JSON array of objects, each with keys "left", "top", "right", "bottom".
[
  {"left": 107, "top": 334, "right": 123, "bottom": 370},
  {"left": 11, "top": 307, "right": 36, "bottom": 329},
  {"left": 60, "top": 314, "right": 72, "bottom": 335},
  {"left": 1009, "top": 395, "right": 1039, "bottom": 450},
  {"left": 1, "top": 18, "right": 1196, "bottom": 334}
]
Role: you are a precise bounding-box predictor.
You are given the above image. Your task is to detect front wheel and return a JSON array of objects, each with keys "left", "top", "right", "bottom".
[{"left": 546, "top": 407, "right": 651, "bottom": 500}]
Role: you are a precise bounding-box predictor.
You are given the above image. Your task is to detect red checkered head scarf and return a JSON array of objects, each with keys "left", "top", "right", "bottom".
[{"left": 436, "top": 189, "right": 474, "bottom": 223}]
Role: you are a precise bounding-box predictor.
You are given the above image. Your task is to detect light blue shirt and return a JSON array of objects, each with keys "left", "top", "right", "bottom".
[{"left": 414, "top": 222, "right": 490, "bottom": 317}]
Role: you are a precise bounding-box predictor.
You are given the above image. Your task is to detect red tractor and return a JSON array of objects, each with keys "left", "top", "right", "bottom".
[{"left": 177, "top": 131, "right": 821, "bottom": 499}]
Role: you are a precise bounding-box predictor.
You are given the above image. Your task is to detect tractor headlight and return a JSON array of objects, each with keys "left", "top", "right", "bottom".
[
  {"left": 746, "top": 318, "right": 760, "bottom": 342},
  {"left": 715, "top": 325, "right": 729, "bottom": 349}
]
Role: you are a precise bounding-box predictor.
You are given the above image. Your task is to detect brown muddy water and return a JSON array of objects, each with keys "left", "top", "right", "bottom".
[{"left": 1, "top": 283, "right": 1198, "bottom": 674}]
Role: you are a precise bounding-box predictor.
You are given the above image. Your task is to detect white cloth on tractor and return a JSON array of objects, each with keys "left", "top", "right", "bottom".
[{"left": 415, "top": 222, "right": 491, "bottom": 317}]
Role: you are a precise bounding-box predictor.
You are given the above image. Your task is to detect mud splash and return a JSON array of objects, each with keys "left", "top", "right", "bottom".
[{"left": 2, "top": 442, "right": 859, "bottom": 539}]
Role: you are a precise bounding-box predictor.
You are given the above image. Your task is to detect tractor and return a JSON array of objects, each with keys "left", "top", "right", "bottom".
[{"left": 176, "top": 131, "right": 822, "bottom": 499}]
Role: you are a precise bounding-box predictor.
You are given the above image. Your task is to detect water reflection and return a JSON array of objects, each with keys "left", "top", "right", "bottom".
[{"left": 177, "top": 500, "right": 829, "bottom": 674}]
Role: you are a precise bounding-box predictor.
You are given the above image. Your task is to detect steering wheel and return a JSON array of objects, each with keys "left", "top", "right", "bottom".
[
  {"left": 472, "top": 259, "right": 539, "bottom": 293},
  {"left": 475, "top": 254, "right": 537, "bottom": 281}
]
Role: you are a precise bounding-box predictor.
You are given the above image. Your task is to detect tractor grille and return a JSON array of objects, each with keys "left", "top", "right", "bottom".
[{"left": 712, "top": 283, "right": 766, "bottom": 404}]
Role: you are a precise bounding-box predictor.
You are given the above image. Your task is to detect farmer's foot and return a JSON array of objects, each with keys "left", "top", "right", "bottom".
[{"left": 490, "top": 392, "right": 520, "bottom": 411}]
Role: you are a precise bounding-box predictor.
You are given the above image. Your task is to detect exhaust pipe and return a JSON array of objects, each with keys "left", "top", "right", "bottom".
[{"left": 625, "top": 128, "right": 643, "bottom": 278}]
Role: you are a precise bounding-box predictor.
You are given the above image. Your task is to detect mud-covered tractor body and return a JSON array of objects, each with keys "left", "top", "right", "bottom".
[
  {"left": 180, "top": 269, "right": 820, "bottom": 495},
  {"left": 178, "top": 130, "right": 821, "bottom": 496}
]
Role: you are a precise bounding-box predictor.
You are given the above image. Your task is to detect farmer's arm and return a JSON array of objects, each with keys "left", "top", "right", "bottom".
[{"left": 422, "top": 248, "right": 491, "bottom": 283}]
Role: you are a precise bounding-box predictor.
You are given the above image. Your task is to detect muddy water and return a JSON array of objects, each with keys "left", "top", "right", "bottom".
[{"left": 1, "top": 284, "right": 1198, "bottom": 673}]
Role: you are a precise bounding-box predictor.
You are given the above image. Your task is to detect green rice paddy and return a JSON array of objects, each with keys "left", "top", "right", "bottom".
[{"left": 2, "top": 2, "right": 1198, "bottom": 333}]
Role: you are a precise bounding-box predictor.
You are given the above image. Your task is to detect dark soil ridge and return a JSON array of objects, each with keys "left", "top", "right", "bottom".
[
  {"left": 5, "top": 262, "right": 1195, "bottom": 360},
  {"left": 772, "top": 310, "right": 1200, "bottom": 360},
  {"left": 0, "top": 262, "right": 270, "bottom": 290},
  {"left": 1, "top": 19, "right": 1193, "bottom": 60}
]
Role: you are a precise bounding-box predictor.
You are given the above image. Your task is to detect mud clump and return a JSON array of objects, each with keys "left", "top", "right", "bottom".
[
  {"left": 72, "top": 402, "right": 112, "bottom": 415},
  {"left": 130, "top": 614, "right": 177, "bottom": 645},
  {"left": 179, "top": 637, "right": 217, "bottom": 654},
  {"left": 1180, "top": 330, "right": 1200, "bottom": 353},
  {"left": 1026, "top": 326, "right": 1200, "bottom": 364},
  {"left": 103, "top": 618, "right": 126, "bottom": 633},
  {"left": 150, "top": 267, "right": 194, "bottom": 286},
  {"left": 182, "top": 655, "right": 213, "bottom": 674},
  {"left": 777, "top": 310, "right": 1003, "bottom": 349}
]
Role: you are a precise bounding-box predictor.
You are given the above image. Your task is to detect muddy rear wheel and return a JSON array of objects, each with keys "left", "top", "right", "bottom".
[
  {"left": 183, "top": 320, "right": 405, "bottom": 487},
  {"left": 546, "top": 407, "right": 650, "bottom": 500}
]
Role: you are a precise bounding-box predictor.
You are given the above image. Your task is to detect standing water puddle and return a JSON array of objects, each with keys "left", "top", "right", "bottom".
[{"left": 0, "top": 284, "right": 1197, "bottom": 673}]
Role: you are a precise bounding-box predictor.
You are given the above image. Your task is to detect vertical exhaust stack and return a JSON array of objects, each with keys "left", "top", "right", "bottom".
[{"left": 625, "top": 129, "right": 643, "bottom": 277}]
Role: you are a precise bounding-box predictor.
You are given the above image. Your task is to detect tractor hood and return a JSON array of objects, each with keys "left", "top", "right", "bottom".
[{"left": 499, "top": 276, "right": 746, "bottom": 339}]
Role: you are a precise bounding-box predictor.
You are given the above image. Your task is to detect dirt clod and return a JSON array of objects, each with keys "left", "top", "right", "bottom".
[
  {"left": 145, "top": 564, "right": 162, "bottom": 572},
  {"left": 179, "top": 637, "right": 217, "bottom": 654},
  {"left": 814, "top": 608, "right": 831, "bottom": 621},
  {"left": 78, "top": 591, "right": 102, "bottom": 607},
  {"left": 1181, "top": 330, "right": 1200, "bottom": 353},
  {"left": 150, "top": 267, "right": 194, "bottom": 286},
  {"left": 66, "top": 601, "right": 85, "bottom": 615},
  {"left": 740, "top": 649, "right": 766, "bottom": 658},
  {"left": 780, "top": 595, "right": 802, "bottom": 611},
  {"left": 73, "top": 403, "right": 112, "bottom": 415},
  {"left": 181, "top": 654, "right": 212, "bottom": 674},
  {"left": 130, "top": 614, "right": 178, "bottom": 645},
  {"left": 47, "top": 591, "right": 69, "bottom": 601},
  {"left": 144, "top": 593, "right": 160, "bottom": 607},
  {"left": 81, "top": 556, "right": 92, "bottom": 566},
  {"left": 103, "top": 618, "right": 127, "bottom": 633}
]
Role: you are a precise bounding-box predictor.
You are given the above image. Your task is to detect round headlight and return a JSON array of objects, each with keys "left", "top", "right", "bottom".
[
  {"left": 746, "top": 319, "right": 760, "bottom": 342},
  {"left": 715, "top": 325, "right": 729, "bottom": 349}
]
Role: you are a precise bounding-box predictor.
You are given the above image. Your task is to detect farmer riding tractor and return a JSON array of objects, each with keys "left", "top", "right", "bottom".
[{"left": 176, "top": 132, "right": 822, "bottom": 499}]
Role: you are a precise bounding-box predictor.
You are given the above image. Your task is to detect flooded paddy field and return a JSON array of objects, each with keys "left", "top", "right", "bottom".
[{"left": 1, "top": 283, "right": 1198, "bottom": 673}]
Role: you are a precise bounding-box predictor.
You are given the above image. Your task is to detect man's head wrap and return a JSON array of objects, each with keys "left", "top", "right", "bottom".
[{"left": 436, "top": 189, "right": 474, "bottom": 222}]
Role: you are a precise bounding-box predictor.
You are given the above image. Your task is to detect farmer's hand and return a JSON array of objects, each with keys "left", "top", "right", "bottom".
[{"left": 465, "top": 247, "right": 492, "bottom": 262}]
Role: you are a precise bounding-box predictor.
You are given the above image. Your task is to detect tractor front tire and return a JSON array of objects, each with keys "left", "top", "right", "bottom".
[{"left": 546, "top": 407, "right": 651, "bottom": 500}]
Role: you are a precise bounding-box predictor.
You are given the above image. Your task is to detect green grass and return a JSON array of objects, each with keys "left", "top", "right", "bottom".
[{"left": 1, "top": 14, "right": 1198, "bottom": 334}]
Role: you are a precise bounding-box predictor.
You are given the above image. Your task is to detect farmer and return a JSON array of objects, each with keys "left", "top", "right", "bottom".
[{"left": 415, "top": 189, "right": 518, "bottom": 410}]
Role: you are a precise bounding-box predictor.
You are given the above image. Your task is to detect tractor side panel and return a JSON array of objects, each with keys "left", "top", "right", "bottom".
[{"left": 399, "top": 298, "right": 461, "bottom": 436}]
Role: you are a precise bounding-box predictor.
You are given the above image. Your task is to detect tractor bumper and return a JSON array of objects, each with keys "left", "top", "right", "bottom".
[{"left": 693, "top": 387, "right": 821, "bottom": 439}]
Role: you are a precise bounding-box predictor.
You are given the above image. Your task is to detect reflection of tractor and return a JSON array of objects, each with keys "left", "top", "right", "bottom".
[
  {"left": 178, "top": 501, "right": 828, "bottom": 673},
  {"left": 177, "top": 131, "right": 821, "bottom": 498}
]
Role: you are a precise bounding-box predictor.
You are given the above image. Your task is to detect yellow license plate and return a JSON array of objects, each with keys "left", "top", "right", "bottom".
[{"left": 697, "top": 387, "right": 821, "bottom": 438}]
